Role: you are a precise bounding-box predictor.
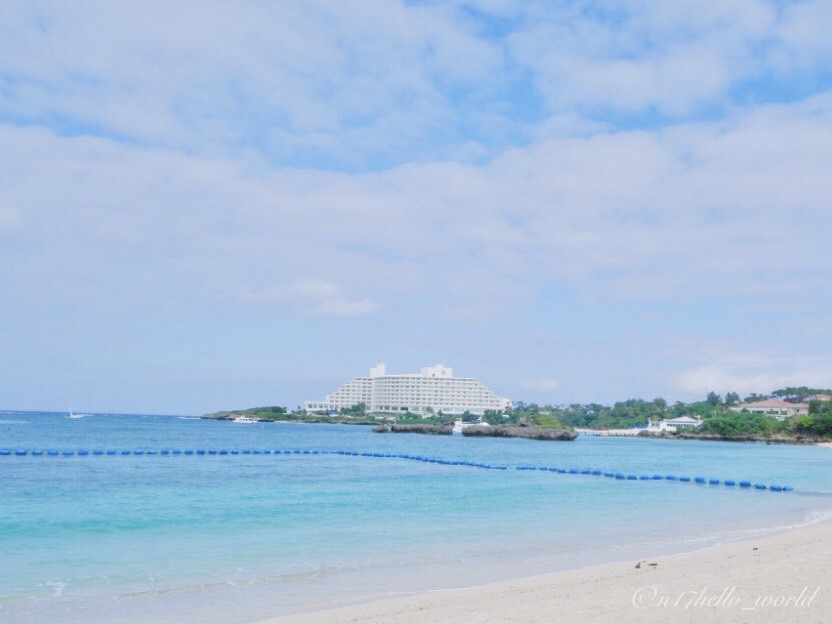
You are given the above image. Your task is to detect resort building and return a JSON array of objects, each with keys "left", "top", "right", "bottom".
[
  {"left": 729, "top": 399, "right": 810, "bottom": 420},
  {"left": 304, "top": 363, "right": 512, "bottom": 416},
  {"left": 647, "top": 416, "right": 702, "bottom": 433}
]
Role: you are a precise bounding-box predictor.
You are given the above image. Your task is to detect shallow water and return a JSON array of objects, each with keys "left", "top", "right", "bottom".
[{"left": 1, "top": 412, "right": 831, "bottom": 623}]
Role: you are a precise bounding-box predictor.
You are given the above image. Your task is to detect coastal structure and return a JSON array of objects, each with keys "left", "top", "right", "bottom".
[
  {"left": 304, "top": 363, "right": 512, "bottom": 416},
  {"left": 647, "top": 415, "right": 702, "bottom": 433},
  {"left": 729, "top": 399, "right": 809, "bottom": 420}
]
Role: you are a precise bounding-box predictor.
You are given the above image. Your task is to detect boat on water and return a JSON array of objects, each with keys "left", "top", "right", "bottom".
[
  {"left": 68, "top": 404, "right": 87, "bottom": 419},
  {"left": 232, "top": 415, "right": 259, "bottom": 424}
]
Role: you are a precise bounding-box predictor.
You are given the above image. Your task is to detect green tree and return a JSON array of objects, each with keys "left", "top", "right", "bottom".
[
  {"left": 724, "top": 392, "right": 740, "bottom": 406},
  {"left": 772, "top": 387, "right": 832, "bottom": 403},
  {"left": 744, "top": 393, "right": 769, "bottom": 402}
]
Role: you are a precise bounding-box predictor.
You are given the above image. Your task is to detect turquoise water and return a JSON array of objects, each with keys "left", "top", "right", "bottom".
[{"left": 2, "top": 412, "right": 831, "bottom": 623}]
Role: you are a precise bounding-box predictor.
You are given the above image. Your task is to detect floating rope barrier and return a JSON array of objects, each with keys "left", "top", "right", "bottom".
[{"left": 0, "top": 448, "right": 793, "bottom": 492}]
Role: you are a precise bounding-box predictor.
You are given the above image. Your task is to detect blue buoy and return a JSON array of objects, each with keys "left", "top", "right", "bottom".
[
  {"left": 783, "top": 486, "right": 794, "bottom": 492},
  {"left": 93, "top": 450, "right": 104, "bottom": 455},
  {"left": 709, "top": 478, "right": 719, "bottom": 485},
  {"left": 0, "top": 449, "right": 10, "bottom": 456},
  {"left": 48, "top": 449, "right": 59, "bottom": 456},
  {"left": 196, "top": 449, "right": 205, "bottom": 455},
  {"left": 160, "top": 449, "right": 170, "bottom": 455},
  {"left": 754, "top": 483, "right": 766, "bottom": 490},
  {"left": 107, "top": 450, "right": 117, "bottom": 455},
  {"left": 604, "top": 472, "right": 614, "bottom": 477},
  {"left": 15, "top": 449, "right": 27, "bottom": 456},
  {"left": 724, "top": 480, "right": 736, "bottom": 486},
  {"left": 32, "top": 450, "right": 44, "bottom": 456},
  {"left": 208, "top": 449, "right": 217, "bottom": 455},
  {"left": 694, "top": 476, "right": 706, "bottom": 483},
  {"left": 652, "top": 475, "right": 663, "bottom": 480},
  {"left": 146, "top": 449, "right": 157, "bottom": 455},
  {"left": 770, "top": 485, "right": 782, "bottom": 492},
  {"left": 184, "top": 450, "right": 194, "bottom": 455},
  {"left": 592, "top": 470, "right": 602, "bottom": 476},
  {"left": 627, "top": 474, "right": 637, "bottom": 480},
  {"left": 172, "top": 449, "right": 182, "bottom": 455},
  {"left": 63, "top": 450, "right": 74, "bottom": 456},
  {"left": 133, "top": 449, "right": 144, "bottom": 455},
  {"left": 739, "top": 481, "right": 751, "bottom": 487},
  {"left": 680, "top": 476, "right": 691, "bottom": 482},
  {"left": 77, "top": 450, "right": 89, "bottom": 456},
  {"left": 639, "top": 475, "right": 650, "bottom": 480},
  {"left": 665, "top": 475, "right": 677, "bottom": 480}
]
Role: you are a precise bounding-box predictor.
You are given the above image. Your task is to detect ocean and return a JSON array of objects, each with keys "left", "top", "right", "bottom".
[{"left": 2, "top": 411, "right": 831, "bottom": 624}]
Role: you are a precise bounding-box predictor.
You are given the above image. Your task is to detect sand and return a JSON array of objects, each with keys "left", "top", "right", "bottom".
[{"left": 254, "top": 521, "right": 831, "bottom": 624}]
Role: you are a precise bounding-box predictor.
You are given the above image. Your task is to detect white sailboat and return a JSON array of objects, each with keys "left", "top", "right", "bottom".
[{"left": 68, "top": 403, "right": 86, "bottom": 419}]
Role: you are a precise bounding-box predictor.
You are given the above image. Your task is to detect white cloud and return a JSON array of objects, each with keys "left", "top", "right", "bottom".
[
  {"left": 506, "top": 0, "right": 832, "bottom": 119},
  {"left": 0, "top": 0, "right": 506, "bottom": 166},
  {"left": 675, "top": 356, "right": 832, "bottom": 397},
  {"left": 289, "top": 279, "right": 379, "bottom": 317},
  {"left": 520, "top": 378, "right": 560, "bottom": 392},
  {"left": 2, "top": 86, "right": 831, "bottom": 319},
  {"left": 0, "top": 206, "right": 22, "bottom": 232}
]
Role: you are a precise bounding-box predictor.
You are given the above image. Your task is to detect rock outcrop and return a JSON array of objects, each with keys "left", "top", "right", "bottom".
[
  {"left": 388, "top": 424, "right": 453, "bottom": 435},
  {"left": 462, "top": 425, "right": 577, "bottom": 441}
]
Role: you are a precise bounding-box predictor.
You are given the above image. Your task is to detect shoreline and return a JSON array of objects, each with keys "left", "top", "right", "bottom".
[{"left": 254, "top": 520, "right": 832, "bottom": 624}]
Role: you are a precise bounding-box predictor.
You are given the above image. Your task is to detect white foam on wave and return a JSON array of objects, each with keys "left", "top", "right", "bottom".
[{"left": 0, "top": 419, "right": 29, "bottom": 424}]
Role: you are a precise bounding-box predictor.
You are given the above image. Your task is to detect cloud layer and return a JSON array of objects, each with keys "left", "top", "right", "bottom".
[{"left": 1, "top": 1, "right": 831, "bottom": 412}]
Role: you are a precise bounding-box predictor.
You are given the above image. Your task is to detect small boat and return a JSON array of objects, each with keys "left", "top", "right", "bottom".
[
  {"left": 68, "top": 404, "right": 86, "bottom": 419},
  {"left": 232, "top": 415, "right": 259, "bottom": 424}
]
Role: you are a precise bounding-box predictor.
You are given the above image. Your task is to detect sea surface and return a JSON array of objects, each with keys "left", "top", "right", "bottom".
[{"left": 1, "top": 411, "right": 831, "bottom": 624}]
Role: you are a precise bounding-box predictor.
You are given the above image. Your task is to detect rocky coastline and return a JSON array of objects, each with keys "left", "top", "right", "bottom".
[
  {"left": 374, "top": 424, "right": 453, "bottom": 435},
  {"left": 637, "top": 430, "right": 823, "bottom": 444},
  {"left": 462, "top": 425, "right": 578, "bottom": 441}
]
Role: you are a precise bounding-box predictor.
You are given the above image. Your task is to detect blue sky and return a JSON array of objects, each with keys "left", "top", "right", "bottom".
[{"left": 2, "top": 0, "right": 831, "bottom": 415}]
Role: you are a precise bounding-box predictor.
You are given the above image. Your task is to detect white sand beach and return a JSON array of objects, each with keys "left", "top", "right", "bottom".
[{"left": 255, "top": 521, "right": 831, "bottom": 624}]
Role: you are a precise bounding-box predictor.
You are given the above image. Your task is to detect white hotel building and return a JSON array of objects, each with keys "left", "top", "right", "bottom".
[{"left": 305, "top": 363, "right": 512, "bottom": 416}]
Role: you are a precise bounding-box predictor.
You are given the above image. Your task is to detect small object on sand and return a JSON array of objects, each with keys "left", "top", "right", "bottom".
[
  {"left": 753, "top": 547, "right": 759, "bottom": 551},
  {"left": 648, "top": 563, "right": 658, "bottom": 567},
  {"left": 635, "top": 562, "right": 641, "bottom": 569}
]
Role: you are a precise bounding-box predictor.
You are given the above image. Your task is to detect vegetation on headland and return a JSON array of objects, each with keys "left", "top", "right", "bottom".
[{"left": 203, "top": 386, "right": 832, "bottom": 442}]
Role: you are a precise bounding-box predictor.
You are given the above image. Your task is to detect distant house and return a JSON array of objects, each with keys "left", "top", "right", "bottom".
[
  {"left": 647, "top": 415, "right": 702, "bottom": 432},
  {"left": 730, "top": 399, "right": 809, "bottom": 420},
  {"left": 810, "top": 394, "right": 832, "bottom": 402}
]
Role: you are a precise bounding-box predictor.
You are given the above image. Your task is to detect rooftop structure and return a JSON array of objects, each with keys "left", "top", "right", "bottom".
[
  {"left": 304, "top": 363, "right": 512, "bottom": 416},
  {"left": 730, "top": 399, "right": 809, "bottom": 420},
  {"left": 647, "top": 415, "right": 702, "bottom": 433}
]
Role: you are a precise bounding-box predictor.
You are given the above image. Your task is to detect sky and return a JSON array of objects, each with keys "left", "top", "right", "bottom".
[{"left": 2, "top": 0, "right": 832, "bottom": 415}]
